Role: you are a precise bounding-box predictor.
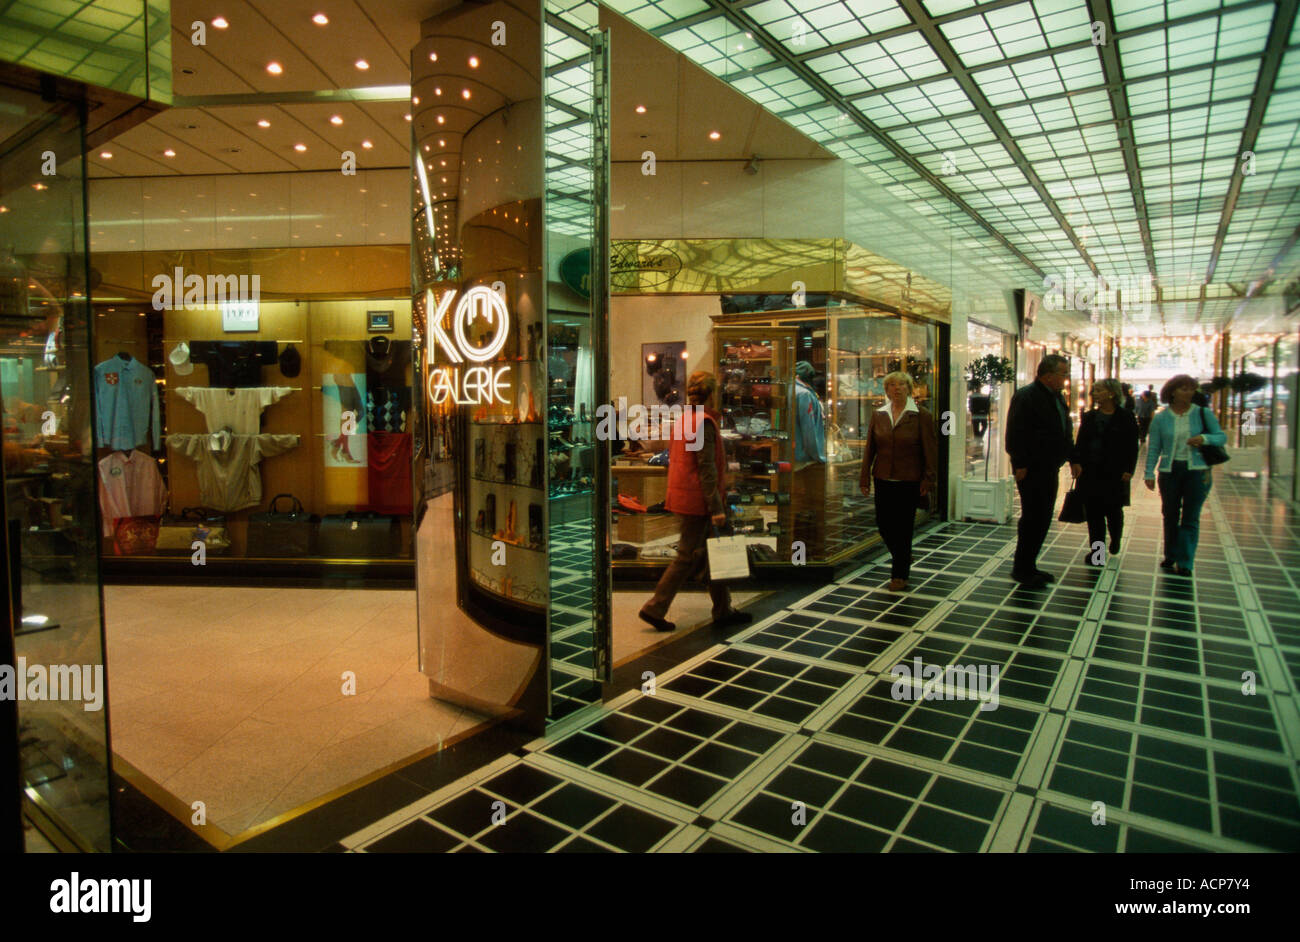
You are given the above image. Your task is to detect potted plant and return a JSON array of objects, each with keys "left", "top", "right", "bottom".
[
  {"left": 957, "top": 354, "right": 1018, "bottom": 522},
  {"left": 966, "top": 355, "right": 1015, "bottom": 419}
]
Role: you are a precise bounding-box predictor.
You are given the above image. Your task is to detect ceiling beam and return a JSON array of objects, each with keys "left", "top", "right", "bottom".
[
  {"left": 1086, "top": 0, "right": 1157, "bottom": 288},
  {"left": 896, "top": 0, "right": 1099, "bottom": 277},
  {"left": 694, "top": 0, "right": 1044, "bottom": 279},
  {"left": 1204, "top": 0, "right": 1298, "bottom": 284},
  {"left": 172, "top": 87, "right": 411, "bottom": 108},
  {"left": 731, "top": 0, "right": 1279, "bottom": 96}
]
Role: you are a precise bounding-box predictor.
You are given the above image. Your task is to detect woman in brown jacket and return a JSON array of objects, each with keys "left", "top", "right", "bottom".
[{"left": 859, "top": 371, "right": 939, "bottom": 591}]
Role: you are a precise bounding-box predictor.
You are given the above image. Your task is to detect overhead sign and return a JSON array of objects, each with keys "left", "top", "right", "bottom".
[{"left": 426, "top": 286, "right": 512, "bottom": 405}]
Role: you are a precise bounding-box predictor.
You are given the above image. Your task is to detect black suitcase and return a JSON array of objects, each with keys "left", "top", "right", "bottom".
[{"left": 317, "top": 511, "right": 400, "bottom": 558}]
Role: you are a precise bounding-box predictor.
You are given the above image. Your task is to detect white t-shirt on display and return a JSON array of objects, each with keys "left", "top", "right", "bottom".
[{"left": 176, "top": 386, "right": 293, "bottom": 435}]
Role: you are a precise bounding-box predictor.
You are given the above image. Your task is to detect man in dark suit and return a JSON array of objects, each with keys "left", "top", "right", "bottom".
[{"left": 1005, "top": 354, "right": 1073, "bottom": 587}]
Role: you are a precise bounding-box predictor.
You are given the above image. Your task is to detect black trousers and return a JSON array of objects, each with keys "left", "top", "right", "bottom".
[
  {"left": 1013, "top": 467, "right": 1059, "bottom": 576},
  {"left": 874, "top": 479, "right": 920, "bottom": 579},
  {"left": 1080, "top": 471, "right": 1124, "bottom": 553}
]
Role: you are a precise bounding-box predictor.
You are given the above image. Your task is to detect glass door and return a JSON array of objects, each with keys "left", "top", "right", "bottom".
[
  {"left": 0, "top": 84, "right": 112, "bottom": 851},
  {"left": 544, "top": 4, "right": 611, "bottom": 719}
]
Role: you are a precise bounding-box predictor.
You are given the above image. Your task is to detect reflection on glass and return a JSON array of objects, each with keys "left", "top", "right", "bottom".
[{"left": 0, "top": 87, "right": 111, "bottom": 851}]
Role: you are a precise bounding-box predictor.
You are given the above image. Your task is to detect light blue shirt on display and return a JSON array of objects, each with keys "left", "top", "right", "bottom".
[
  {"left": 1144, "top": 405, "right": 1226, "bottom": 479},
  {"left": 94, "top": 355, "right": 161, "bottom": 451},
  {"left": 794, "top": 378, "right": 826, "bottom": 463}
]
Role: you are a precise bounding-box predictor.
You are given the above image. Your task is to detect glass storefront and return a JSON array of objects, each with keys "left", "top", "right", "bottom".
[
  {"left": 0, "top": 83, "right": 111, "bottom": 851},
  {"left": 609, "top": 291, "right": 944, "bottom": 568}
]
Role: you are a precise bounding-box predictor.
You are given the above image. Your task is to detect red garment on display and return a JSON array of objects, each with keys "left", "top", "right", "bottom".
[{"left": 366, "top": 431, "right": 412, "bottom": 514}]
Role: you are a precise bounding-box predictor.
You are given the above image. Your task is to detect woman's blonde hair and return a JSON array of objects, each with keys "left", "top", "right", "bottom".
[
  {"left": 685, "top": 370, "right": 717, "bottom": 404},
  {"left": 882, "top": 371, "right": 913, "bottom": 392},
  {"left": 1091, "top": 378, "right": 1123, "bottom": 405}
]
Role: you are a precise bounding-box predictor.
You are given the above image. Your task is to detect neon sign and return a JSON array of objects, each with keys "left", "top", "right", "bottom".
[{"left": 426, "top": 286, "right": 512, "bottom": 405}]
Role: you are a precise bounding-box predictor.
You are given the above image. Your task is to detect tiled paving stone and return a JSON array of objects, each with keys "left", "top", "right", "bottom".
[{"left": 346, "top": 476, "right": 1300, "bottom": 854}]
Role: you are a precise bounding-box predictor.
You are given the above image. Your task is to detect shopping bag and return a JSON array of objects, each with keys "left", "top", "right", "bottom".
[
  {"left": 155, "top": 507, "right": 229, "bottom": 555},
  {"left": 706, "top": 528, "right": 751, "bottom": 581},
  {"left": 1058, "top": 483, "right": 1086, "bottom": 523}
]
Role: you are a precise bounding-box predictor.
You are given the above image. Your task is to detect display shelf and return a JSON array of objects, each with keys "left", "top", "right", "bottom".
[
  {"left": 471, "top": 475, "right": 544, "bottom": 491},
  {"left": 469, "top": 527, "right": 545, "bottom": 553}
]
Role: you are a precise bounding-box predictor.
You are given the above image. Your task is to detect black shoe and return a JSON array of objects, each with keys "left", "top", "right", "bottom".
[
  {"left": 1159, "top": 559, "right": 1176, "bottom": 571},
  {"left": 1109, "top": 541, "right": 1121, "bottom": 556},
  {"left": 1034, "top": 569, "right": 1056, "bottom": 583},
  {"left": 1172, "top": 564, "right": 1193, "bottom": 577},
  {"left": 712, "top": 609, "right": 753, "bottom": 630},
  {"left": 1011, "top": 570, "right": 1048, "bottom": 588},
  {"left": 638, "top": 610, "right": 675, "bottom": 632}
]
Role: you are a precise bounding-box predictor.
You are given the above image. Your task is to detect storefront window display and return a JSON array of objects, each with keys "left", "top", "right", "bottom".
[
  {"left": 92, "top": 298, "right": 415, "bottom": 571},
  {"left": 609, "top": 287, "right": 944, "bottom": 570},
  {"left": 964, "top": 321, "right": 1015, "bottom": 481}
]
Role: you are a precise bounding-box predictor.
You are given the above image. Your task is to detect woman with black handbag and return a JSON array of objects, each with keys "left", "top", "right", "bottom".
[
  {"left": 1068, "top": 379, "right": 1138, "bottom": 565},
  {"left": 1143, "top": 374, "right": 1227, "bottom": 577}
]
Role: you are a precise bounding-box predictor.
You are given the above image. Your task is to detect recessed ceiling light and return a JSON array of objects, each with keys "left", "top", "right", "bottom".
[
  {"left": 293, "top": 143, "right": 306, "bottom": 152},
  {"left": 709, "top": 130, "right": 721, "bottom": 140},
  {"left": 329, "top": 114, "right": 343, "bottom": 125},
  {"left": 212, "top": 16, "right": 229, "bottom": 29},
  {"left": 362, "top": 140, "right": 373, "bottom": 149},
  {"left": 635, "top": 105, "right": 646, "bottom": 113},
  {"left": 266, "top": 61, "right": 283, "bottom": 75},
  {"left": 461, "top": 89, "right": 471, "bottom": 99},
  {"left": 354, "top": 59, "right": 369, "bottom": 70},
  {"left": 257, "top": 119, "right": 270, "bottom": 128},
  {"left": 434, "top": 87, "right": 442, "bottom": 96},
  {"left": 412, "top": 96, "right": 420, "bottom": 105},
  {"left": 439, "top": 139, "right": 445, "bottom": 146},
  {"left": 312, "top": 13, "right": 328, "bottom": 25},
  {"left": 436, "top": 115, "right": 445, "bottom": 124},
  {"left": 404, "top": 114, "right": 412, "bottom": 121},
  {"left": 468, "top": 56, "right": 479, "bottom": 68},
  {"left": 99, "top": 151, "right": 112, "bottom": 159},
  {"left": 429, "top": 52, "right": 438, "bottom": 62},
  {"left": 163, "top": 148, "right": 176, "bottom": 157}
]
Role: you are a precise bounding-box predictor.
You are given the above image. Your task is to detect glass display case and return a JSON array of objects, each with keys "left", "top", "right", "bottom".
[{"left": 715, "top": 326, "right": 797, "bottom": 556}]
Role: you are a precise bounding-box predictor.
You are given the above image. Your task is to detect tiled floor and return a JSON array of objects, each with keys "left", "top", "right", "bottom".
[
  {"left": 344, "top": 472, "right": 1300, "bottom": 852},
  {"left": 105, "top": 585, "right": 488, "bottom": 837}
]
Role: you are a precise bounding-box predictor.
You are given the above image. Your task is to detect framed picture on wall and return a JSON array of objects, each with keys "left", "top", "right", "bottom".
[
  {"left": 368, "top": 310, "right": 394, "bottom": 333},
  {"left": 643, "top": 341, "right": 686, "bottom": 408}
]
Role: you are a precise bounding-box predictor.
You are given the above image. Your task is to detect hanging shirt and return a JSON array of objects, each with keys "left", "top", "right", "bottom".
[
  {"left": 175, "top": 386, "right": 293, "bottom": 435},
  {"left": 167, "top": 433, "right": 299, "bottom": 511},
  {"left": 794, "top": 378, "right": 826, "bottom": 463},
  {"left": 94, "top": 355, "right": 161, "bottom": 451},
  {"left": 366, "top": 387, "right": 411, "bottom": 433},
  {"left": 97, "top": 450, "right": 167, "bottom": 536},
  {"left": 188, "top": 341, "right": 278, "bottom": 387},
  {"left": 367, "top": 431, "right": 412, "bottom": 514}
]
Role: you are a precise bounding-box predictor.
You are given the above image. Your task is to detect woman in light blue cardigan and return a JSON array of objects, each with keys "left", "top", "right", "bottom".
[{"left": 1143, "top": 374, "right": 1226, "bottom": 576}]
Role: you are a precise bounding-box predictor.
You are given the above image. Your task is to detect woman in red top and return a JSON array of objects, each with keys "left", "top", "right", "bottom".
[{"left": 639, "top": 371, "right": 753, "bottom": 633}]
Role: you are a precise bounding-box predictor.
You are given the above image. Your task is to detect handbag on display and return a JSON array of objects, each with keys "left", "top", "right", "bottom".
[
  {"left": 1197, "top": 407, "right": 1230, "bottom": 466},
  {"left": 317, "top": 511, "right": 401, "bottom": 557},
  {"left": 112, "top": 516, "right": 160, "bottom": 556},
  {"left": 155, "top": 508, "right": 229, "bottom": 555},
  {"left": 247, "top": 493, "right": 319, "bottom": 557},
  {"left": 706, "top": 527, "right": 751, "bottom": 581},
  {"left": 1058, "top": 482, "right": 1086, "bottom": 523}
]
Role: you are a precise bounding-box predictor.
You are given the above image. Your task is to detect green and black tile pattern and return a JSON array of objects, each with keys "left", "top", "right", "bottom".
[{"left": 345, "top": 473, "right": 1300, "bottom": 852}]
